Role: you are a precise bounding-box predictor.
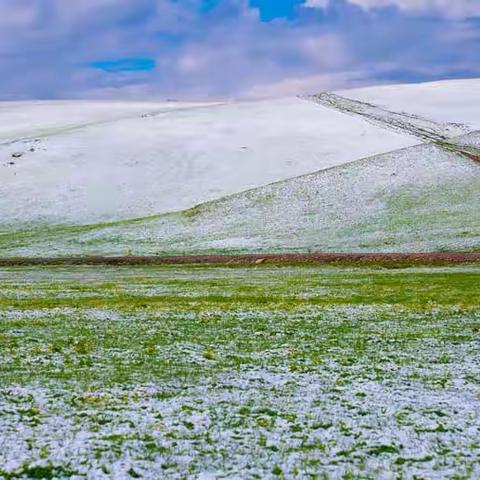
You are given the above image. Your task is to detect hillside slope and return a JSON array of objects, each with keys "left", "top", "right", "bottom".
[
  {"left": 0, "top": 97, "right": 417, "bottom": 226},
  {"left": 2, "top": 134, "right": 479, "bottom": 257},
  {"left": 1, "top": 78, "right": 479, "bottom": 256}
]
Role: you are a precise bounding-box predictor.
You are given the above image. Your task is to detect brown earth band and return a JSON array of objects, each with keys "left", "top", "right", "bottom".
[{"left": 0, "top": 253, "right": 479, "bottom": 267}]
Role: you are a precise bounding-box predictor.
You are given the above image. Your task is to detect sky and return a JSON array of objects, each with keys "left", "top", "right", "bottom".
[{"left": 0, "top": 0, "right": 479, "bottom": 100}]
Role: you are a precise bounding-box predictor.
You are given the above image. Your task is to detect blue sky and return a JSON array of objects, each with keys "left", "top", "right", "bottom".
[{"left": 0, "top": 0, "right": 479, "bottom": 99}]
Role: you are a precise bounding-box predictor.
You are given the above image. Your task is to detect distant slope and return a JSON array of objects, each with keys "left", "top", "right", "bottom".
[
  {"left": 0, "top": 100, "right": 217, "bottom": 143},
  {"left": 2, "top": 134, "right": 479, "bottom": 257}
]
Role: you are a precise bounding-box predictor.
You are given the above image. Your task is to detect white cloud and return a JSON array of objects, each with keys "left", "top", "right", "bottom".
[
  {"left": 307, "top": 0, "right": 480, "bottom": 18},
  {"left": 303, "top": 0, "right": 330, "bottom": 8},
  {"left": 0, "top": 1, "right": 37, "bottom": 28},
  {"left": 245, "top": 70, "right": 363, "bottom": 97},
  {"left": 0, "top": 0, "right": 478, "bottom": 100}
]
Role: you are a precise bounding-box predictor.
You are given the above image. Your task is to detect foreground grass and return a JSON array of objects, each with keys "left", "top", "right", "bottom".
[{"left": 0, "top": 265, "right": 479, "bottom": 479}]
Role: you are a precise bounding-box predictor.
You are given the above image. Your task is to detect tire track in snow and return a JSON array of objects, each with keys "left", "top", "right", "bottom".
[
  {"left": 305, "top": 92, "right": 470, "bottom": 142},
  {"left": 304, "top": 93, "right": 479, "bottom": 163}
]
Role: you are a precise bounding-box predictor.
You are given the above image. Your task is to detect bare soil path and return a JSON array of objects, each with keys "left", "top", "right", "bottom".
[{"left": 0, "top": 253, "right": 479, "bottom": 266}]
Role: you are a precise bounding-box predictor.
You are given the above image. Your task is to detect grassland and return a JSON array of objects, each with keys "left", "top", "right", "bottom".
[{"left": 1, "top": 264, "right": 479, "bottom": 478}]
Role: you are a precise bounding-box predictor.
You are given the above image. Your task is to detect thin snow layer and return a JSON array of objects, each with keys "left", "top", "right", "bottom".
[
  {"left": 336, "top": 78, "right": 480, "bottom": 130},
  {"left": 7, "top": 136, "right": 479, "bottom": 256},
  {"left": 2, "top": 363, "right": 480, "bottom": 479},
  {"left": 0, "top": 97, "right": 418, "bottom": 225}
]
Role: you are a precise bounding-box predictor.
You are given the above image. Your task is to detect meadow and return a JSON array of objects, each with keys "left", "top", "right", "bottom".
[{"left": 1, "top": 264, "right": 479, "bottom": 479}]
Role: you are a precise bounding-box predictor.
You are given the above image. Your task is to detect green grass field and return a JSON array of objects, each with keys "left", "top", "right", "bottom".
[{"left": 1, "top": 264, "right": 480, "bottom": 479}]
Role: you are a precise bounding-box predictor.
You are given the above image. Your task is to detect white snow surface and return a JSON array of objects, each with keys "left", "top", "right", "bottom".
[
  {"left": 0, "top": 97, "right": 417, "bottom": 225},
  {"left": 336, "top": 78, "right": 480, "bottom": 130},
  {"left": 0, "top": 100, "right": 215, "bottom": 143}
]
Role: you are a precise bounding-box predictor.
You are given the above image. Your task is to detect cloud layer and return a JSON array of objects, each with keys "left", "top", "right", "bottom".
[
  {"left": 338, "top": 0, "right": 480, "bottom": 18},
  {"left": 0, "top": 0, "right": 478, "bottom": 99}
]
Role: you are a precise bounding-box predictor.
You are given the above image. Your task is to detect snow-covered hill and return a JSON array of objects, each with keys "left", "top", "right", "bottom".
[
  {"left": 0, "top": 78, "right": 479, "bottom": 255},
  {"left": 0, "top": 97, "right": 417, "bottom": 226}
]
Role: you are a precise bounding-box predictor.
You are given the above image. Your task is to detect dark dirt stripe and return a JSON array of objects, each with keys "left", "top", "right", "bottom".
[{"left": 0, "top": 253, "right": 479, "bottom": 267}]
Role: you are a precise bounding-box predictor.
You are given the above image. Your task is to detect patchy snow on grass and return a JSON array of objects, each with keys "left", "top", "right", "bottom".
[
  {"left": 2, "top": 362, "right": 480, "bottom": 479},
  {"left": 1, "top": 265, "right": 480, "bottom": 479}
]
